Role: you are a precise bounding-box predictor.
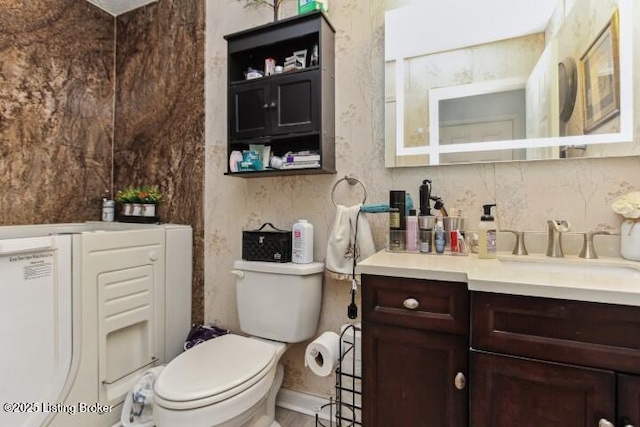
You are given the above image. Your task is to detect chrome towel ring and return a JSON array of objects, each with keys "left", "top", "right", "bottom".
[{"left": 331, "top": 175, "right": 367, "bottom": 207}]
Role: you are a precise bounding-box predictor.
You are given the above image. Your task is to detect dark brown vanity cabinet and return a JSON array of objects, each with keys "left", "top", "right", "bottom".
[
  {"left": 361, "top": 276, "right": 640, "bottom": 426},
  {"left": 362, "top": 275, "right": 469, "bottom": 427},
  {"left": 224, "top": 12, "right": 335, "bottom": 177},
  {"left": 471, "top": 292, "right": 640, "bottom": 427}
]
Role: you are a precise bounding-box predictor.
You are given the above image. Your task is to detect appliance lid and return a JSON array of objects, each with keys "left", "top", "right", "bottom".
[
  {"left": 233, "top": 260, "right": 324, "bottom": 275},
  {"left": 154, "top": 334, "right": 276, "bottom": 402}
]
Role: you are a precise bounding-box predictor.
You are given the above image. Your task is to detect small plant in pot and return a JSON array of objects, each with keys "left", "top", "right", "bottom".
[
  {"left": 137, "top": 186, "right": 163, "bottom": 217},
  {"left": 115, "top": 186, "right": 163, "bottom": 217},
  {"left": 115, "top": 187, "right": 141, "bottom": 216}
]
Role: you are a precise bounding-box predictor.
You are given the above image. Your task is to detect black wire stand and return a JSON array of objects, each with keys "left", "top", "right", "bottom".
[{"left": 315, "top": 324, "right": 361, "bottom": 427}]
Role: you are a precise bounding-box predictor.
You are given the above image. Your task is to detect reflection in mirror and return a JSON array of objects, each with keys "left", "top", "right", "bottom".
[{"left": 385, "top": 0, "right": 635, "bottom": 167}]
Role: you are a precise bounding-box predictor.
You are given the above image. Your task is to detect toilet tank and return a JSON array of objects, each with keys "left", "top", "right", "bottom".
[{"left": 232, "top": 260, "right": 324, "bottom": 343}]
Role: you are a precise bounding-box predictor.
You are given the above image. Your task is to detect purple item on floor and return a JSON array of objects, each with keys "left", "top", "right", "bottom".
[{"left": 184, "top": 324, "right": 229, "bottom": 351}]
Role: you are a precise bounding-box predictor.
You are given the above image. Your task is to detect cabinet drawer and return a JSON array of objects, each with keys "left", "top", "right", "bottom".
[
  {"left": 472, "top": 292, "right": 640, "bottom": 374},
  {"left": 362, "top": 274, "right": 468, "bottom": 334}
]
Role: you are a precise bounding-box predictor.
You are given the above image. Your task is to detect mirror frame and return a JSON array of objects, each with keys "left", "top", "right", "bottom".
[{"left": 386, "top": 0, "right": 634, "bottom": 166}]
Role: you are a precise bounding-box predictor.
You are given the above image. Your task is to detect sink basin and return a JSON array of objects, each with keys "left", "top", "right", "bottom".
[
  {"left": 467, "top": 253, "right": 640, "bottom": 306},
  {"left": 497, "top": 254, "right": 640, "bottom": 283}
]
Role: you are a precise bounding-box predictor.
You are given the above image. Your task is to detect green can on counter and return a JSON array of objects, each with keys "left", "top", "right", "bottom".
[{"left": 298, "top": 0, "right": 328, "bottom": 14}]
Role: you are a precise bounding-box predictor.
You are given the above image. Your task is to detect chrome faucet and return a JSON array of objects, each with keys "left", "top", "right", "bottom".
[{"left": 546, "top": 220, "right": 571, "bottom": 258}]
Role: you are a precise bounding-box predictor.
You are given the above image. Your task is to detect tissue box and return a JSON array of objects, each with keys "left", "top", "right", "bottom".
[{"left": 298, "top": 0, "right": 328, "bottom": 14}]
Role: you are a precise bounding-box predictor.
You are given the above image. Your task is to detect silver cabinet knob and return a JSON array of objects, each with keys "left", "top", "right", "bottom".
[
  {"left": 270, "top": 101, "right": 277, "bottom": 109},
  {"left": 598, "top": 419, "right": 615, "bottom": 427},
  {"left": 263, "top": 103, "right": 269, "bottom": 109},
  {"left": 403, "top": 298, "right": 419, "bottom": 310},
  {"left": 454, "top": 372, "right": 466, "bottom": 390}
]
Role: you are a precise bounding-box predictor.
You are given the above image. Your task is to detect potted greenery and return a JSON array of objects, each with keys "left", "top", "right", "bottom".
[
  {"left": 115, "top": 186, "right": 163, "bottom": 217},
  {"left": 138, "top": 186, "right": 163, "bottom": 217},
  {"left": 115, "top": 187, "right": 140, "bottom": 216}
]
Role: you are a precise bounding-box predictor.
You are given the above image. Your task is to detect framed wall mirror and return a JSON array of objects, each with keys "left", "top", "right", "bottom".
[{"left": 384, "top": 0, "right": 636, "bottom": 167}]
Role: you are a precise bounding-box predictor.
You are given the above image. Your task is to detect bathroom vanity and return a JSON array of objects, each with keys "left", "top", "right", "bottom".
[{"left": 358, "top": 251, "right": 640, "bottom": 427}]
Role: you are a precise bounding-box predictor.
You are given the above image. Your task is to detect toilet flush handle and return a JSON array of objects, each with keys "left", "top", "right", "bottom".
[{"left": 230, "top": 270, "right": 245, "bottom": 279}]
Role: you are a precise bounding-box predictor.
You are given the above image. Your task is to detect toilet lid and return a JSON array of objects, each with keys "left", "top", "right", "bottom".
[{"left": 154, "top": 334, "right": 276, "bottom": 402}]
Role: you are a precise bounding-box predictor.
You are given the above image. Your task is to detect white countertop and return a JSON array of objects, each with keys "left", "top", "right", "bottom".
[{"left": 356, "top": 250, "right": 640, "bottom": 307}]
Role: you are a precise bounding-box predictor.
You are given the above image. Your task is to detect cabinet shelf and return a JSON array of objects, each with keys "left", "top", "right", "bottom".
[
  {"left": 224, "top": 11, "right": 335, "bottom": 177},
  {"left": 224, "top": 168, "right": 333, "bottom": 178},
  {"left": 230, "top": 66, "right": 320, "bottom": 86}
]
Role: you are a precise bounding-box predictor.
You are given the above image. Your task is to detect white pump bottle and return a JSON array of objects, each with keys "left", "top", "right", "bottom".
[{"left": 478, "top": 204, "right": 497, "bottom": 259}]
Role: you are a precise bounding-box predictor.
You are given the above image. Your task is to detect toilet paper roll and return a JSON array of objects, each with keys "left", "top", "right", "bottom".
[{"left": 305, "top": 331, "right": 340, "bottom": 377}]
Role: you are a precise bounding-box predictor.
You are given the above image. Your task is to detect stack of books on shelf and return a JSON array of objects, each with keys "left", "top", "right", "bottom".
[{"left": 280, "top": 151, "right": 320, "bottom": 169}]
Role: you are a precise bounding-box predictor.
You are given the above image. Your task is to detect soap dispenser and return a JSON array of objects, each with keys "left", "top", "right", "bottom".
[{"left": 478, "top": 204, "right": 497, "bottom": 259}]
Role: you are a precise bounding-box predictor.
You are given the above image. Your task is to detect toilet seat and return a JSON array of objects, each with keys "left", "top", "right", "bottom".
[{"left": 154, "top": 334, "right": 277, "bottom": 410}]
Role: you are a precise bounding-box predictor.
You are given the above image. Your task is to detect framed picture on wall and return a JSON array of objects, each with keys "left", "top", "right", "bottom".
[{"left": 580, "top": 10, "right": 620, "bottom": 134}]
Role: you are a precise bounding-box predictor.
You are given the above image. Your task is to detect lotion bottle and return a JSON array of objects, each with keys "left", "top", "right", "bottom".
[
  {"left": 292, "top": 219, "right": 313, "bottom": 263},
  {"left": 478, "top": 204, "right": 497, "bottom": 259}
]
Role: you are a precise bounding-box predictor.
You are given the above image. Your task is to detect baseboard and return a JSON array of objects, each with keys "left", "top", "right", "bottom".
[{"left": 276, "top": 388, "right": 331, "bottom": 422}]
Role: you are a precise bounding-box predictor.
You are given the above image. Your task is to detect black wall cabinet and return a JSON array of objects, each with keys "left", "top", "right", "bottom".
[{"left": 225, "top": 12, "right": 335, "bottom": 177}]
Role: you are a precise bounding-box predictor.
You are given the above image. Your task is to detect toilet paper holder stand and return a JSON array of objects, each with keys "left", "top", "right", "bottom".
[{"left": 314, "top": 323, "right": 362, "bottom": 427}]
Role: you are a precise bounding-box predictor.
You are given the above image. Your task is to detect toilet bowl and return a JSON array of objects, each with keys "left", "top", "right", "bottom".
[{"left": 153, "top": 260, "right": 324, "bottom": 427}]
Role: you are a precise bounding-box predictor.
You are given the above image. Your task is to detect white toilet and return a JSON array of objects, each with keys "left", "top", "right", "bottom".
[{"left": 153, "top": 260, "right": 324, "bottom": 427}]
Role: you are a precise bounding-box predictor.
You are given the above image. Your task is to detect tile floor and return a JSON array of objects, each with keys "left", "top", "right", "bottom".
[{"left": 275, "top": 407, "right": 318, "bottom": 427}]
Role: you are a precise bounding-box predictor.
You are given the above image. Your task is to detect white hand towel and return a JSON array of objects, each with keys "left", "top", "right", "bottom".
[{"left": 326, "top": 204, "right": 375, "bottom": 281}]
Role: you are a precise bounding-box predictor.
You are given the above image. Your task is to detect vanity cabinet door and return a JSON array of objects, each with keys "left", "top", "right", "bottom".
[
  {"left": 362, "top": 322, "right": 468, "bottom": 427},
  {"left": 470, "top": 350, "right": 615, "bottom": 427},
  {"left": 362, "top": 274, "right": 469, "bottom": 427},
  {"left": 618, "top": 374, "right": 640, "bottom": 426}
]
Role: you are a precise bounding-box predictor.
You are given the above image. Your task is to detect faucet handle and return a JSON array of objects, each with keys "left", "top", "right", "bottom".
[
  {"left": 579, "top": 231, "right": 610, "bottom": 259},
  {"left": 502, "top": 230, "right": 528, "bottom": 255}
]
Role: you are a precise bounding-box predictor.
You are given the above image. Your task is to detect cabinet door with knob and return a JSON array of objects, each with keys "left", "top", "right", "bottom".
[
  {"left": 362, "top": 274, "right": 469, "bottom": 427},
  {"left": 470, "top": 350, "right": 615, "bottom": 427},
  {"left": 472, "top": 292, "right": 640, "bottom": 427},
  {"left": 269, "top": 70, "right": 319, "bottom": 135},
  {"left": 618, "top": 374, "right": 640, "bottom": 427},
  {"left": 229, "top": 79, "right": 270, "bottom": 140}
]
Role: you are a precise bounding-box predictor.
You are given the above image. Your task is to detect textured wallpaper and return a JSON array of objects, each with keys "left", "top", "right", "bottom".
[
  {"left": 205, "top": 0, "right": 640, "bottom": 398},
  {"left": 0, "top": 1, "right": 114, "bottom": 224},
  {"left": 115, "top": 0, "right": 206, "bottom": 323}
]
